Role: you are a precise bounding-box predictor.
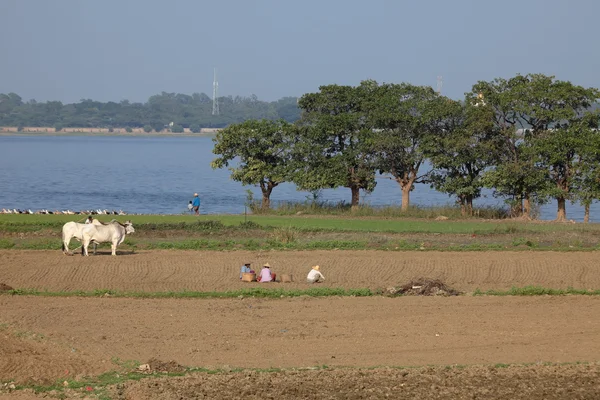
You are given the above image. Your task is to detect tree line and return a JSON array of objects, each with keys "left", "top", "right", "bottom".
[
  {"left": 212, "top": 74, "right": 600, "bottom": 222},
  {"left": 0, "top": 92, "right": 301, "bottom": 131}
]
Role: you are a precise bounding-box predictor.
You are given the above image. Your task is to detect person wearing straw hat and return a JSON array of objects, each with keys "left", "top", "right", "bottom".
[
  {"left": 307, "top": 265, "right": 325, "bottom": 283},
  {"left": 192, "top": 193, "right": 200, "bottom": 215},
  {"left": 257, "top": 263, "right": 276, "bottom": 283}
]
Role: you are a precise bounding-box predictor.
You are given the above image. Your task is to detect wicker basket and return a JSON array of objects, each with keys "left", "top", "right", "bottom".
[{"left": 241, "top": 272, "right": 256, "bottom": 282}]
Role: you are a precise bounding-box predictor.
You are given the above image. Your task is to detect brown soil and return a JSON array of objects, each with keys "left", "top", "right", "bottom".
[
  {"left": 113, "top": 363, "right": 600, "bottom": 400},
  {"left": 2, "top": 249, "right": 600, "bottom": 292},
  {"left": 2, "top": 250, "right": 600, "bottom": 398}
]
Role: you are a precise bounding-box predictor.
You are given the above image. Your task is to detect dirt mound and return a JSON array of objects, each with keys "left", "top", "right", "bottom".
[
  {"left": 112, "top": 363, "right": 600, "bottom": 400},
  {"left": 140, "top": 358, "right": 186, "bottom": 374},
  {"left": 0, "top": 283, "right": 13, "bottom": 291},
  {"left": 386, "top": 278, "right": 461, "bottom": 296}
]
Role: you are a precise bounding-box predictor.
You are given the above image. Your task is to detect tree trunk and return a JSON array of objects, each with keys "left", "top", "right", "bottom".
[
  {"left": 399, "top": 179, "right": 415, "bottom": 211},
  {"left": 260, "top": 182, "right": 274, "bottom": 210},
  {"left": 584, "top": 203, "right": 590, "bottom": 223},
  {"left": 261, "top": 192, "right": 271, "bottom": 209},
  {"left": 523, "top": 193, "right": 531, "bottom": 218},
  {"left": 556, "top": 197, "right": 566, "bottom": 222},
  {"left": 350, "top": 186, "right": 360, "bottom": 211},
  {"left": 465, "top": 194, "right": 473, "bottom": 216}
]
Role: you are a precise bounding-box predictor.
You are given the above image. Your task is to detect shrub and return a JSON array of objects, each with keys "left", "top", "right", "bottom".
[
  {"left": 125, "top": 127, "right": 133, "bottom": 133},
  {"left": 189, "top": 124, "right": 201, "bottom": 133},
  {"left": 54, "top": 123, "right": 64, "bottom": 132},
  {"left": 143, "top": 125, "right": 153, "bottom": 133},
  {"left": 171, "top": 124, "right": 184, "bottom": 133},
  {"left": 271, "top": 226, "right": 299, "bottom": 244}
]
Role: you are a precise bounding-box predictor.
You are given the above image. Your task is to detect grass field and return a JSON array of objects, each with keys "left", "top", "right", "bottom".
[
  {"left": 2, "top": 213, "right": 600, "bottom": 252},
  {"left": 2, "top": 213, "right": 600, "bottom": 234}
]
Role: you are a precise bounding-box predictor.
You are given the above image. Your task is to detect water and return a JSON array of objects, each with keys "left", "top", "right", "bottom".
[{"left": 0, "top": 135, "right": 596, "bottom": 221}]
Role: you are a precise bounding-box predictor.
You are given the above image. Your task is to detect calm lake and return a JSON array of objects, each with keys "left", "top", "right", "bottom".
[{"left": 0, "top": 135, "right": 596, "bottom": 221}]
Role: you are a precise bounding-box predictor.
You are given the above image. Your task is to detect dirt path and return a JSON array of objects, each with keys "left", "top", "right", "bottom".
[
  {"left": 1, "top": 250, "right": 600, "bottom": 292},
  {"left": 2, "top": 295, "right": 600, "bottom": 385}
]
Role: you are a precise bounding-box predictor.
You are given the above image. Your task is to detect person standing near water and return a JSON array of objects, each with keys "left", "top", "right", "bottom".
[
  {"left": 192, "top": 193, "right": 200, "bottom": 215},
  {"left": 187, "top": 201, "right": 193, "bottom": 213}
]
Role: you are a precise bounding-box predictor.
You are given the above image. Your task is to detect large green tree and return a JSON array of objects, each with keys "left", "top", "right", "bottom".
[
  {"left": 211, "top": 119, "right": 296, "bottom": 209},
  {"left": 572, "top": 127, "right": 600, "bottom": 223},
  {"left": 295, "top": 83, "right": 377, "bottom": 209},
  {"left": 427, "top": 99, "right": 502, "bottom": 215},
  {"left": 531, "top": 113, "right": 600, "bottom": 221},
  {"left": 367, "top": 83, "right": 449, "bottom": 211},
  {"left": 471, "top": 74, "right": 599, "bottom": 219}
]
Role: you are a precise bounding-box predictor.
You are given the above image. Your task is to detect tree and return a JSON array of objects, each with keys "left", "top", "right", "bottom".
[
  {"left": 427, "top": 99, "right": 502, "bottom": 215},
  {"left": 189, "top": 124, "right": 201, "bottom": 133},
  {"left": 211, "top": 119, "right": 296, "bottom": 209},
  {"left": 295, "top": 83, "right": 377, "bottom": 209},
  {"left": 573, "top": 128, "right": 600, "bottom": 223},
  {"left": 532, "top": 113, "right": 600, "bottom": 221},
  {"left": 143, "top": 125, "right": 152, "bottom": 133},
  {"left": 470, "top": 74, "right": 599, "bottom": 219},
  {"left": 171, "top": 124, "right": 184, "bottom": 133},
  {"left": 367, "top": 83, "right": 448, "bottom": 211}
]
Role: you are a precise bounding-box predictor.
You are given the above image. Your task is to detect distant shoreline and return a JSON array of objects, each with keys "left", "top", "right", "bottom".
[{"left": 0, "top": 132, "right": 217, "bottom": 138}]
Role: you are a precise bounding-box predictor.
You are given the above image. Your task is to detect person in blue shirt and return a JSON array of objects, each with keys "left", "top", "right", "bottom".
[
  {"left": 192, "top": 193, "right": 200, "bottom": 215},
  {"left": 240, "top": 262, "right": 252, "bottom": 279}
]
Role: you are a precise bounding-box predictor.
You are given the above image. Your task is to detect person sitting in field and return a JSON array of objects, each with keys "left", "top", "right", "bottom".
[
  {"left": 257, "top": 263, "right": 276, "bottom": 283},
  {"left": 240, "top": 262, "right": 253, "bottom": 279},
  {"left": 307, "top": 265, "right": 325, "bottom": 283}
]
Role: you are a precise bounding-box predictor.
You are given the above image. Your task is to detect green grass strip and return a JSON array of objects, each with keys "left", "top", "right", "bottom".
[
  {"left": 2, "top": 287, "right": 375, "bottom": 299},
  {"left": 472, "top": 285, "right": 600, "bottom": 296},
  {"left": 4, "top": 286, "right": 600, "bottom": 299},
  {"left": 3, "top": 213, "right": 600, "bottom": 234}
]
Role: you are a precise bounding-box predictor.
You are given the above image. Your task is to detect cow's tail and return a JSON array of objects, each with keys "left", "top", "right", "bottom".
[{"left": 61, "top": 231, "right": 66, "bottom": 253}]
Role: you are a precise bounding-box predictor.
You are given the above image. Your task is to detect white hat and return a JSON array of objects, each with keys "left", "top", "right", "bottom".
[{"left": 194, "top": 193, "right": 198, "bottom": 196}]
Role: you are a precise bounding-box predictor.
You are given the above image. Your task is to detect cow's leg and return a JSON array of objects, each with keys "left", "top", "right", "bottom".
[
  {"left": 82, "top": 239, "right": 89, "bottom": 256},
  {"left": 111, "top": 242, "right": 117, "bottom": 256},
  {"left": 93, "top": 242, "right": 97, "bottom": 255}
]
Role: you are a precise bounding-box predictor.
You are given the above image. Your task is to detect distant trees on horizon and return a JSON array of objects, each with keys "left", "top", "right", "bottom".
[{"left": 0, "top": 92, "right": 301, "bottom": 131}]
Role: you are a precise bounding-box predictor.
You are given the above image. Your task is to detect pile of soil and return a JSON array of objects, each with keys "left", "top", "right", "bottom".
[
  {"left": 0, "top": 283, "right": 14, "bottom": 291},
  {"left": 386, "top": 278, "right": 461, "bottom": 296},
  {"left": 147, "top": 358, "right": 186, "bottom": 374}
]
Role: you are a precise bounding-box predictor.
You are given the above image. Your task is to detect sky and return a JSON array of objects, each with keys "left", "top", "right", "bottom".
[{"left": 1, "top": 0, "right": 598, "bottom": 103}]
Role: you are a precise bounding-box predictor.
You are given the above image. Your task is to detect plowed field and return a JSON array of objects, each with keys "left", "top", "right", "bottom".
[
  {"left": 1, "top": 249, "right": 600, "bottom": 292},
  {"left": 2, "top": 249, "right": 600, "bottom": 399}
]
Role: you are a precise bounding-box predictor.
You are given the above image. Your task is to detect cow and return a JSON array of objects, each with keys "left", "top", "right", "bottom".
[
  {"left": 61, "top": 216, "right": 103, "bottom": 254},
  {"left": 81, "top": 220, "right": 135, "bottom": 256}
]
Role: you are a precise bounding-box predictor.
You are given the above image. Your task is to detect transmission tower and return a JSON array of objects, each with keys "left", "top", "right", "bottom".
[
  {"left": 436, "top": 75, "right": 443, "bottom": 95},
  {"left": 212, "top": 68, "right": 220, "bottom": 115}
]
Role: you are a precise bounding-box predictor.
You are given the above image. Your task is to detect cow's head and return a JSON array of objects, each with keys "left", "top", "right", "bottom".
[{"left": 124, "top": 221, "right": 135, "bottom": 234}]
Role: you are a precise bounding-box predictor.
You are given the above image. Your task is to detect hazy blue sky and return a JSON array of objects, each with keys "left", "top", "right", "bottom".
[{"left": 1, "top": 0, "right": 598, "bottom": 103}]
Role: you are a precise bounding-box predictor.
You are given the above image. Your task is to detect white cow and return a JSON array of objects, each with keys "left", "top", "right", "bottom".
[
  {"left": 62, "top": 216, "right": 103, "bottom": 254},
  {"left": 81, "top": 220, "right": 135, "bottom": 256}
]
